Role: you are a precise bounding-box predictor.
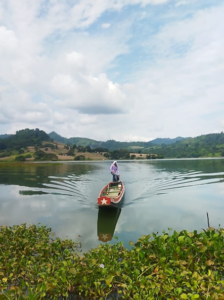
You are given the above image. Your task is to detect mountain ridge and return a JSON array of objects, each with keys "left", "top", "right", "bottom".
[
  {"left": 1, "top": 129, "right": 224, "bottom": 159},
  {"left": 48, "top": 131, "right": 189, "bottom": 148}
]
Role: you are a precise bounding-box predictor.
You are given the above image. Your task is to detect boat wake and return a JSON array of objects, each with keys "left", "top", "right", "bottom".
[
  {"left": 19, "top": 173, "right": 97, "bottom": 208},
  {"left": 124, "top": 170, "right": 224, "bottom": 206}
]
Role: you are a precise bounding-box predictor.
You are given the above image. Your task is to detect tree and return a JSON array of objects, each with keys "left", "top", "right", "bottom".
[
  {"left": 74, "top": 155, "right": 85, "bottom": 160},
  {"left": 18, "top": 148, "right": 24, "bottom": 154},
  {"left": 67, "top": 148, "right": 74, "bottom": 156},
  {"left": 15, "top": 155, "right": 26, "bottom": 161},
  {"left": 34, "top": 150, "right": 58, "bottom": 161}
]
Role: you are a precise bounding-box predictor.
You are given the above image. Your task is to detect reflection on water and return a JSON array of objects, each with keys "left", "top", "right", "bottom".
[
  {"left": 97, "top": 207, "right": 121, "bottom": 242},
  {"left": 0, "top": 159, "right": 224, "bottom": 252}
]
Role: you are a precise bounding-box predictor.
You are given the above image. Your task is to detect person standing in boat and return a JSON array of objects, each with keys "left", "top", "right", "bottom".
[{"left": 110, "top": 161, "right": 120, "bottom": 182}]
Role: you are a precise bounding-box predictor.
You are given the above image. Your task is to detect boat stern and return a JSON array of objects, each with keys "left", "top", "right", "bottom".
[{"left": 97, "top": 196, "right": 111, "bottom": 206}]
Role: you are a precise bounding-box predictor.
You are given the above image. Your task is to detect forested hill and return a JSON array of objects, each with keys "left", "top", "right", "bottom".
[
  {"left": 0, "top": 134, "right": 10, "bottom": 139},
  {"left": 48, "top": 131, "right": 224, "bottom": 157},
  {"left": 48, "top": 131, "right": 100, "bottom": 147},
  {"left": 152, "top": 132, "right": 224, "bottom": 158},
  {"left": 1, "top": 129, "right": 224, "bottom": 158},
  {"left": 150, "top": 136, "right": 188, "bottom": 145},
  {"left": 0, "top": 128, "right": 50, "bottom": 151},
  {"left": 48, "top": 132, "right": 188, "bottom": 150}
]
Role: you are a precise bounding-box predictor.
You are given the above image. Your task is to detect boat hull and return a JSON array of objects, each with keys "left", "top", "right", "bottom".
[{"left": 97, "top": 181, "right": 125, "bottom": 207}]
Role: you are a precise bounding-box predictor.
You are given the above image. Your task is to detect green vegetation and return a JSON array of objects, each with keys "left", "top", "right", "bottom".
[
  {"left": 33, "top": 150, "right": 58, "bottom": 161},
  {"left": 74, "top": 155, "right": 85, "bottom": 160},
  {"left": 0, "top": 224, "right": 81, "bottom": 300},
  {"left": 66, "top": 148, "right": 75, "bottom": 156},
  {"left": 48, "top": 132, "right": 100, "bottom": 148},
  {"left": 0, "top": 129, "right": 50, "bottom": 151},
  {"left": 43, "top": 143, "right": 55, "bottom": 150},
  {"left": 0, "top": 134, "right": 10, "bottom": 139},
  {"left": 1, "top": 129, "right": 224, "bottom": 159},
  {"left": 0, "top": 129, "right": 50, "bottom": 160},
  {"left": 1, "top": 224, "right": 224, "bottom": 299},
  {"left": 104, "top": 149, "right": 130, "bottom": 160},
  {"left": 49, "top": 131, "right": 224, "bottom": 158},
  {"left": 147, "top": 133, "right": 224, "bottom": 158},
  {"left": 0, "top": 152, "right": 11, "bottom": 158},
  {"left": 15, "top": 155, "right": 26, "bottom": 162}
]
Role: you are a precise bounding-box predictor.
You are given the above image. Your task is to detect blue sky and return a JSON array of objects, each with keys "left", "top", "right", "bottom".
[{"left": 0, "top": 0, "right": 223, "bottom": 141}]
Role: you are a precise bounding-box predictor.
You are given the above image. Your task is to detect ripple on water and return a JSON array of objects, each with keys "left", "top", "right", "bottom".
[{"left": 123, "top": 169, "right": 224, "bottom": 206}]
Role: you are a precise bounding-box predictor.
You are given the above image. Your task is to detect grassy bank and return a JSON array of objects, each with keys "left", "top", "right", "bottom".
[{"left": 0, "top": 224, "right": 224, "bottom": 299}]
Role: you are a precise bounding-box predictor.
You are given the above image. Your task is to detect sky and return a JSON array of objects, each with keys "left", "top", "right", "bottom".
[{"left": 0, "top": 0, "right": 223, "bottom": 142}]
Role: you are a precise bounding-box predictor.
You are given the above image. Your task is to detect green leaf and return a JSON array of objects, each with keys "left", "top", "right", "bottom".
[
  {"left": 138, "top": 251, "right": 144, "bottom": 259},
  {"left": 105, "top": 275, "right": 114, "bottom": 285},
  {"left": 180, "top": 293, "right": 188, "bottom": 299},
  {"left": 213, "top": 233, "right": 219, "bottom": 238},
  {"left": 134, "top": 269, "right": 140, "bottom": 276},
  {"left": 199, "top": 245, "right": 207, "bottom": 252},
  {"left": 69, "top": 268, "right": 76, "bottom": 274},
  {"left": 178, "top": 236, "right": 185, "bottom": 243}
]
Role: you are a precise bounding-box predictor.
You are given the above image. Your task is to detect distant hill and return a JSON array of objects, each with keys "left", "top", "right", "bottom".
[
  {"left": 149, "top": 132, "right": 224, "bottom": 158},
  {"left": 48, "top": 132, "right": 188, "bottom": 150},
  {"left": 1, "top": 128, "right": 224, "bottom": 159},
  {"left": 48, "top": 131, "right": 100, "bottom": 147},
  {"left": 48, "top": 131, "right": 68, "bottom": 144},
  {"left": 150, "top": 136, "right": 189, "bottom": 145},
  {"left": 0, "top": 134, "right": 10, "bottom": 139}
]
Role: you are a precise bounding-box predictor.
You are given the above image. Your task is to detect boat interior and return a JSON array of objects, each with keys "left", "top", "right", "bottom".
[{"left": 101, "top": 182, "right": 123, "bottom": 197}]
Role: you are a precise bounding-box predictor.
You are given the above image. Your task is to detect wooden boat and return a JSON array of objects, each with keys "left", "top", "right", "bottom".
[
  {"left": 97, "top": 181, "right": 125, "bottom": 207},
  {"left": 97, "top": 207, "right": 121, "bottom": 242}
]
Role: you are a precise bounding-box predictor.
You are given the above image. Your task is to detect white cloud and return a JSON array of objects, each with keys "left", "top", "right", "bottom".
[
  {"left": 0, "top": 0, "right": 223, "bottom": 141},
  {"left": 175, "top": 0, "right": 196, "bottom": 7},
  {"left": 79, "top": 115, "right": 97, "bottom": 125},
  {"left": 102, "top": 23, "right": 111, "bottom": 29},
  {"left": 0, "top": 26, "right": 18, "bottom": 57},
  {"left": 121, "top": 4, "right": 224, "bottom": 139},
  {"left": 51, "top": 72, "right": 128, "bottom": 114},
  {"left": 175, "top": 0, "right": 188, "bottom": 7}
]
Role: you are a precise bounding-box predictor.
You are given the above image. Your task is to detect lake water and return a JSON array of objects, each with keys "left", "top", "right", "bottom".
[{"left": 0, "top": 159, "right": 224, "bottom": 253}]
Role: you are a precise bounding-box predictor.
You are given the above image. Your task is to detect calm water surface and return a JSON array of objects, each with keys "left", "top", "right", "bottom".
[{"left": 0, "top": 159, "right": 224, "bottom": 252}]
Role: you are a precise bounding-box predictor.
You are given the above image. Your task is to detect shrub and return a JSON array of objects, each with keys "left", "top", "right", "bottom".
[
  {"left": 0, "top": 152, "right": 11, "bottom": 158},
  {"left": 1, "top": 226, "right": 224, "bottom": 299},
  {"left": 18, "top": 148, "right": 24, "bottom": 154},
  {"left": 74, "top": 155, "right": 85, "bottom": 160},
  {"left": 15, "top": 155, "right": 26, "bottom": 161},
  {"left": 67, "top": 149, "right": 74, "bottom": 156},
  {"left": 0, "top": 224, "right": 81, "bottom": 299},
  {"left": 34, "top": 150, "right": 58, "bottom": 161},
  {"left": 43, "top": 143, "right": 55, "bottom": 149}
]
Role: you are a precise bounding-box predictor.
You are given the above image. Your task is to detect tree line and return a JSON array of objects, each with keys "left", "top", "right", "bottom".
[{"left": 1, "top": 128, "right": 224, "bottom": 159}]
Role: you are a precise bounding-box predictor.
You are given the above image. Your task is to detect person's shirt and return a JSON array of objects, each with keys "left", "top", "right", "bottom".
[{"left": 110, "top": 164, "right": 119, "bottom": 175}]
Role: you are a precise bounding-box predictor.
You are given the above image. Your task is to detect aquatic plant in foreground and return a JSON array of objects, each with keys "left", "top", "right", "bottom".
[{"left": 0, "top": 224, "right": 224, "bottom": 299}]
